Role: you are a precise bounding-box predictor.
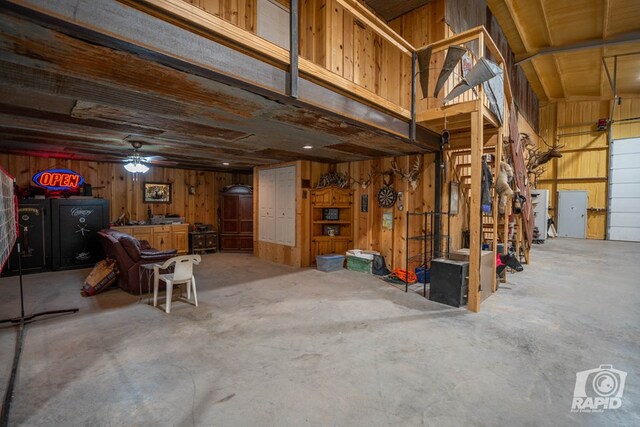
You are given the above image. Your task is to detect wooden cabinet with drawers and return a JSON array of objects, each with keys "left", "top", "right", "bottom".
[{"left": 111, "top": 224, "right": 189, "bottom": 254}]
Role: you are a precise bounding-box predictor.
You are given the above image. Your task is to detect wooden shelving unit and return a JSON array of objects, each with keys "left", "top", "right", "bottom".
[{"left": 310, "top": 187, "right": 353, "bottom": 262}]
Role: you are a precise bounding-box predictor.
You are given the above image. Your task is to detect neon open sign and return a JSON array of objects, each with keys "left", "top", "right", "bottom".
[{"left": 32, "top": 168, "right": 84, "bottom": 191}]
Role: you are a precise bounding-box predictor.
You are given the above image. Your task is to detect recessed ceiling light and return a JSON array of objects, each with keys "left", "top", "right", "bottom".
[
  {"left": 303, "top": 145, "right": 313, "bottom": 149},
  {"left": 222, "top": 162, "right": 230, "bottom": 166}
]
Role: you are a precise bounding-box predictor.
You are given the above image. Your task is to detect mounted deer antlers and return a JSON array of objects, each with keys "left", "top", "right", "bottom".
[
  {"left": 349, "top": 166, "right": 384, "bottom": 189},
  {"left": 522, "top": 133, "right": 563, "bottom": 188},
  {"left": 349, "top": 172, "right": 374, "bottom": 189},
  {"left": 390, "top": 157, "right": 422, "bottom": 191}
]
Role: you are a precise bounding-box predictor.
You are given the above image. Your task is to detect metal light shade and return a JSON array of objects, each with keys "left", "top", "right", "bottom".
[
  {"left": 433, "top": 45, "right": 467, "bottom": 98},
  {"left": 416, "top": 47, "right": 432, "bottom": 99},
  {"left": 443, "top": 57, "right": 502, "bottom": 104}
]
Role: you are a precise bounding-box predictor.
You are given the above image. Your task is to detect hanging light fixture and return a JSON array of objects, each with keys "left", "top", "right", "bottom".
[
  {"left": 124, "top": 141, "right": 150, "bottom": 179},
  {"left": 124, "top": 162, "right": 149, "bottom": 173}
]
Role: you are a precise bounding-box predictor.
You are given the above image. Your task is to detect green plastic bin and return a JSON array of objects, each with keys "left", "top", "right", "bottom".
[{"left": 346, "top": 255, "right": 372, "bottom": 274}]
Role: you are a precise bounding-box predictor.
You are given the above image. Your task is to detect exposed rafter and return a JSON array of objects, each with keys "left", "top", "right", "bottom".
[
  {"left": 503, "top": 0, "right": 532, "bottom": 52},
  {"left": 516, "top": 31, "right": 640, "bottom": 64}
]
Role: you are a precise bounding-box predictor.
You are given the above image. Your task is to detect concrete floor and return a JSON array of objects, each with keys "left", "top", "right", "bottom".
[{"left": 0, "top": 238, "right": 638, "bottom": 426}]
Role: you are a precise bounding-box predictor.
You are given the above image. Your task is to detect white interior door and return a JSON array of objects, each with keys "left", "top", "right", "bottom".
[
  {"left": 275, "top": 166, "right": 296, "bottom": 246},
  {"left": 258, "top": 169, "right": 276, "bottom": 243},
  {"left": 558, "top": 190, "right": 588, "bottom": 238},
  {"left": 609, "top": 138, "right": 640, "bottom": 242},
  {"left": 258, "top": 166, "right": 296, "bottom": 246}
]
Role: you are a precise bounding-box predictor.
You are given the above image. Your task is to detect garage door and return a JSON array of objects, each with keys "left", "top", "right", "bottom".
[{"left": 608, "top": 138, "right": 640, "bottom": 242}]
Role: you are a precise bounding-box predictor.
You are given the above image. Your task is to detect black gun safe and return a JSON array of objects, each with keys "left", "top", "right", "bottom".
[
  {"left": 4, "top": 199, "right": 51, "bottom": 275},
  {"left": 429, "top": 258, "right": 469, "bottom": 308},
  {"left": 50, "top": 199, "right": 110, "bottom": 270}
]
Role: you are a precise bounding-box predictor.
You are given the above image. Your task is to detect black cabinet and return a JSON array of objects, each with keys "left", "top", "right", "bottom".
[
  {"left": 189, "top": 231, "right": 217, "bottom": 254},
  {"left": 4, "top": 199, "right": 50, "bottom": 275},
  {"left": 429, "top": 258, "right": 469, "bottom": 308},
  {"left": 50, "top": 199, "right": 109, "bottom": 270}
]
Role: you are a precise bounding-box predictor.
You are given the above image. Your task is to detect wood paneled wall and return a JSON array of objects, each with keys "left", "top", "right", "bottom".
[
  {"left": 184, "top": 0, "right": 257, "bottom": 32},
  {"left": 537, "top": 97, "right": 640, "bottom": 239},
  {"left": 316, "top": 154, "right": 438, "bottom": 271},
  {"left": 299, "top": 0, "right": 447, "bottom": 111},
  {"left": 253, "top": 155, "right": 442, "bottom": 271},
  {"left": 389, "top": 1, "right": 447, "bottom": 112},
  {"left": 0, "top": 154, "right": 252, "bottom": 227}
]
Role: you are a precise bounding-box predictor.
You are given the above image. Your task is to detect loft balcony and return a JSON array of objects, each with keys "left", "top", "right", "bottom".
[
  {"left": 0, "top": 0, "right": 512, "bottom": 169},
  {"left": 119, "top": 1, "right": 512, "bottom": 147}
]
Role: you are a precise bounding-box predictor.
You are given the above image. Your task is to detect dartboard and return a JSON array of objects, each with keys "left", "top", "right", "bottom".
[{"left": 377, "top": 186, "right": 396, "bottom": 208}]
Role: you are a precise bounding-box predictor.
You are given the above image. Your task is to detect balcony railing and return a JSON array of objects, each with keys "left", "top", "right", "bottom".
[
  {"left": 121, "top": 1, "right": 512, "bottom": 142},
  {"left": 122, "top": 0, "right": 413, "bottom": 121},
  {"left": 415, "top": 26, "right": 513, "bottom": 134}
]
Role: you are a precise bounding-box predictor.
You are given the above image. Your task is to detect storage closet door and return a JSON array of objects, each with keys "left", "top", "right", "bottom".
[
  {"left": 258, "top": 169, "right": 276, "bottom": 243},
  {"left": 275, "top": 166, "right": 296, "bottom": 246}
]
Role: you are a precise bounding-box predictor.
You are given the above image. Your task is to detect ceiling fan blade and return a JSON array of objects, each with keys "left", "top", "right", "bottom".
[
  {"left": 149, "top": 159, "right": 179, "bottom": 166},
  {"left": 143, "top": 155, "right": 168, "bottom": 162}
]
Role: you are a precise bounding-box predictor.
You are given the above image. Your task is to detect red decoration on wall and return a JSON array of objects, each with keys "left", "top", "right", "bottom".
[{"left": 32, "top": 168, "right": 84, "bottom": 191}]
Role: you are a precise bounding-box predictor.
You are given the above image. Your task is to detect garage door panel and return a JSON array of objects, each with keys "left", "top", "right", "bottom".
[
  {"left": 609, "top": 138, "right": 640, "bottom": 242},
  {"left": 609, "top": 197, "right": 640, "bottom": 213},
  {"left": 611, "top": 140, "right": 640, "bottom": 155},
  {"left": 610, "top": 183, "right": 640, "bottom": 198},
  {"left": 611, "top": 152, "right": 640, "bottom": 169},
  {"left": 609, "top": 212, "right": 640, "bottom": 227},
  {"left": 609, "top": 227, "right": 640, "bottom": 242},
  {"left": 610, "top": 168, "right": 640, "bottom": 184}
]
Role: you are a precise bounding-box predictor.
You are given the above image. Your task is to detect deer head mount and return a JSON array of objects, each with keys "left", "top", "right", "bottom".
[
  {"left": 390, "top": 157, "right": 422, "bottom": 192},
  {"left": 522, "top": 133, "right": 563, "bottom": 187}
]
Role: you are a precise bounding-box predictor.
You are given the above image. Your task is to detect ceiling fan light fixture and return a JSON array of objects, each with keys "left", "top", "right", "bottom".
[{"left": 124, "top": 162, "right": 149, "bottom": 173}]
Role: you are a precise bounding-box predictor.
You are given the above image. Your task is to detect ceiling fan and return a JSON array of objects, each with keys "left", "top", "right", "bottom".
[{"left": 123, "top": 140, "right": 177, "bottom": 173}]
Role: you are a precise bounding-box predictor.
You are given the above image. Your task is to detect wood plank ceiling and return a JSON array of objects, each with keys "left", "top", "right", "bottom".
[
  {"left": 363, "top": 0, "right": 432, "bottom": 21},
  {"left": 487, "top": 0, "right": 640, "bottom": 103},
  {"left": 0, "top": 11, "right": 426, "bottom": 172}
]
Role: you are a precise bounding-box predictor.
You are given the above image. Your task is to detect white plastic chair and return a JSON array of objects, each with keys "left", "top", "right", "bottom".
[{"left": 153, "top": 255, "right": 201, "bottom": 313}]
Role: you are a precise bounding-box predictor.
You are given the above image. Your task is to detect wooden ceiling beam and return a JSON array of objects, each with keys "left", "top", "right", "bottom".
[
  {"left": 553, "top": 56, "right": 567, "bottom": 99},
  {"left": 537, "top": 0, "right": 554, "bottom": 46},
  {"left": 603, "top": 0, "right": 610, "bottom": 39},
  {"left": 531, "top": 60, "right": 552, "bottom": 101},
  {"left": 516, "top": 31, "right": 640, "bottom": 64},
  {"left": 503, "top": 0, "right": 533, "bottom": 52}
]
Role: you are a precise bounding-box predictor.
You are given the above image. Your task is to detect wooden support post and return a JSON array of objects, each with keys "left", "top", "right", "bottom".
[
  {"left": 491, "top": 126, "right": 503, "bottom": 292},
  {"left": 468, "top": 109, "right": 483, "bottom": 312},
  {"left": 410, "top": 51, "right": 417, "bottom": 141},
  {"left": 500, "top": 195, "right": 511, "bottom": 283},
  {"left": 515, "top": 214, "right": 523, "bottom": 261},
  {"left": 289, "top": 0, "right": 299, "bottom": 98},
  {"left": 467, "top": 32, "right": 486, "bottom": 312}
]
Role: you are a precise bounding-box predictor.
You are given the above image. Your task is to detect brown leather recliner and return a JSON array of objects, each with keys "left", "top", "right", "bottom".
[{"left": 97, "top": 229, "right": 177, "bottom": 295}]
